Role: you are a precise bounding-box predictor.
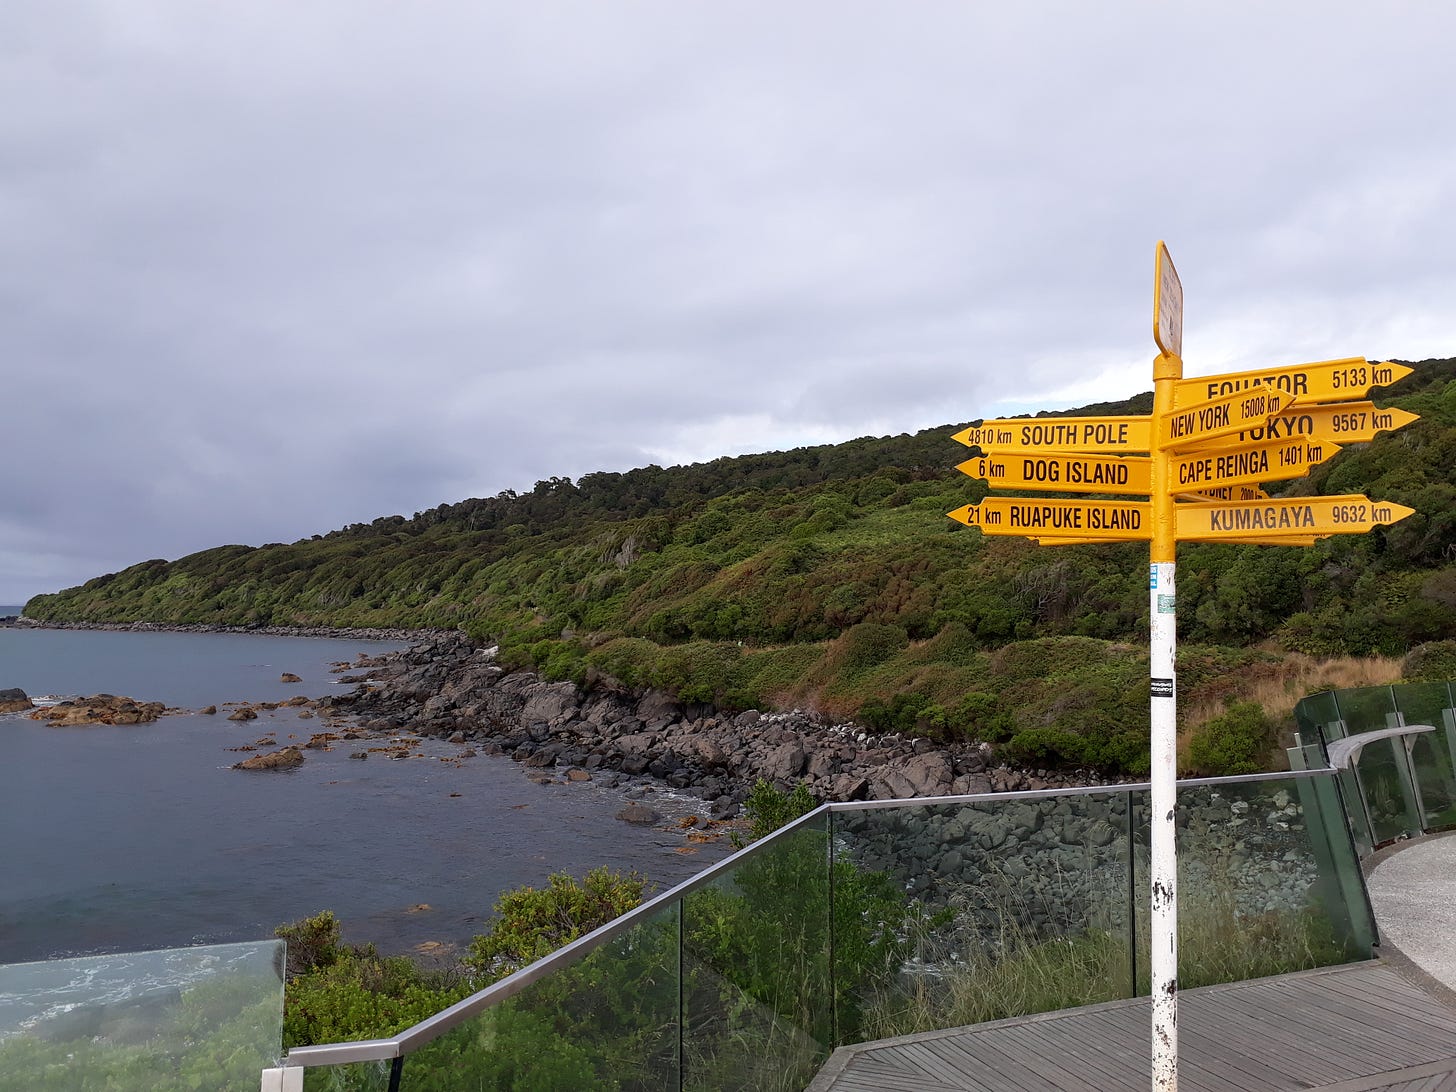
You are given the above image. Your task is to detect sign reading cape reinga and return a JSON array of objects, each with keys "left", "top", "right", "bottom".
[{"left": 948, "top": 242, "right": 1419, "bottom": 1092}]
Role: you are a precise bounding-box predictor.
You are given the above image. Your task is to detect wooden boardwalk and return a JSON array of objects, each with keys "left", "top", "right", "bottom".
[{"left": 809, "top": 961, "right": 1456, "bottom": 1091}]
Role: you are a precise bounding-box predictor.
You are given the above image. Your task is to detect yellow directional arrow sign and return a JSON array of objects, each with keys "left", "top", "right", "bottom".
[
  {"left": 956, "top": 453, "right": 1151, "bottom": 494},
  {"left": 1174, "top": 358, "right": 1413, "bottom": 409},
  {"left": 1274, "top": 401, "right": 1420, "bottom": 445},
  {"left": 1034, "top": 534, "right": 1323, "bottom": 547},
  {"left": 1168, "top": 438, "right": 1341, "bottom": 495},
  {"left": 1175, "top": 495, "right": 1414, "bottom": 540},
  {"left": 953, "top": 416, "right": 1152, "bottom": 453},
  {"left": 1183, "top": 399, "right": 1421, "bottom": 450},
  {"left": 1177, "top": 535, "right": 1327, "bottom": 547},
  {"left": 1177, "top": 484, "right": 1269, "bottom": 504},
  {"left": 949, "top": 497, "right": 1151, "bottom": 539},
  {"left": 1161, "top": 385, "right": 1299, "bottom": 451}
]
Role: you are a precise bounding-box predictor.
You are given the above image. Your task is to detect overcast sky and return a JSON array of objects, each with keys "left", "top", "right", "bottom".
[{"left": 4, "top": 2, "right": 1454, "bottom": 604}]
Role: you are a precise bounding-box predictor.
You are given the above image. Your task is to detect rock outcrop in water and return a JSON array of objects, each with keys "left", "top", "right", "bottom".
[
  {"left": 0, "top": 688, "right": 32, "bottom": 714},
  {"left": 29, "top": 694, "right": 167, "bottom": 726},
  {"left": 232, "top": 745, "right": 306, "bottom": 770},
  {"left": 322, "top": 634, "right": 1106, "bottom": 818}
]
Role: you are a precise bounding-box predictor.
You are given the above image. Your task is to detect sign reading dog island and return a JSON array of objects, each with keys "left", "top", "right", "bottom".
[{"left": 948, "top": 242, "right": 1419, "bottom": 1092}]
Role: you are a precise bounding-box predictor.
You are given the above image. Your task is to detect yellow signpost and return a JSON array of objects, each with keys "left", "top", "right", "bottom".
[{"left": 947, "top": 242, "right": 1419, "bottom": 1092}]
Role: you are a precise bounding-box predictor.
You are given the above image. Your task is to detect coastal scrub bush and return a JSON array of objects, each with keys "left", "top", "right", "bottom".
[
  {"left": 1402, "top": 639, "right": 1456, "bottom": 683},
  {"left": 1184, "top": 700, "right": 1277, "bottom": 776},
  {"left": 686, "top": 807, "right": 910, "bottom": 1074},
  {"left": 276, "top": 912, "right": 468, "bottom": 1049},
  {"left": 735, "top": 777, "right": 817, "bottom": 845},
  {"left": 463, "top": 867, "right": 647, "bottom": 981}
]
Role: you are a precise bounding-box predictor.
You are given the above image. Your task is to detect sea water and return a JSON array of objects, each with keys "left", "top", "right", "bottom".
[{"left": 0, "top": 622, "right": 732, "bottom": 968}]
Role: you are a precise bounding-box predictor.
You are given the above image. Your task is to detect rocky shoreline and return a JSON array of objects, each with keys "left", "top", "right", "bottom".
[
  {"left": 5, "top": 617, "right": 426, "bottom": 642},
  {"left": 319, "top": 633, "right": 1110, "bottom": 819}
]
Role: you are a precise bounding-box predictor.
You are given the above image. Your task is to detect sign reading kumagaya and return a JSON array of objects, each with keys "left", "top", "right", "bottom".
[
  {"left": 1173, "top": 357, "right": 1412, "bottom": 409},
  {"left": 949, "top": 497, "right": 1151, "bottom": 539},
  {"left": 957, "top": 452, "right": 1151, "bottom": 494},
  {"left": 1175, "top": 495, "right": 1415, "bottom": 539},
  {"left": 953, "top": 416, "right": 1152, "bottom": 453}
]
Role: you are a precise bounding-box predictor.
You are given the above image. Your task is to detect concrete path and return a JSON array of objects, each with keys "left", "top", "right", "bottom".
[{"left": 1367, "top": 830, "right": 1456, "bottom": 996}]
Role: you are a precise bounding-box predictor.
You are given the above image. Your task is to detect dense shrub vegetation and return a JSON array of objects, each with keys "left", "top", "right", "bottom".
[{"left": 25, "top": 357, "right": 1456, "bottom": 776}]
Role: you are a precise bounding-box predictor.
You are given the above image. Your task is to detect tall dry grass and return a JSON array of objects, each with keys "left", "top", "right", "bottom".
[{"left": 1178, "top": 651, "right": 1402, "bottom": 746}]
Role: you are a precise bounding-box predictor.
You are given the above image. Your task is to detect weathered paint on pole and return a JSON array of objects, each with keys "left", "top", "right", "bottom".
[{"left": 1149, "top": 242, "right": 1181, "bottom": 1091}]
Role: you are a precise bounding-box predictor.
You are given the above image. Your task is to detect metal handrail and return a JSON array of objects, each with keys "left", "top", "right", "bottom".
[
  {"left": 282, "top": 768, "right": 1341, "bottom": 1069},
  {"left": 1325, "top": 724, "right": 1435, "bottom": 770},
  {"left": 283, "top": 802, "right": 832, "bottom": 1067}
]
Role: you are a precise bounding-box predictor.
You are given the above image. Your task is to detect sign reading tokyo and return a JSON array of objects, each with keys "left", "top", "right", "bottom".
[
  {"left": 953, "top": 416, "right": 1151, "bottom": 453},
  {"left": 1173, "top": 358, "right": 1413, "bottom": 409}
]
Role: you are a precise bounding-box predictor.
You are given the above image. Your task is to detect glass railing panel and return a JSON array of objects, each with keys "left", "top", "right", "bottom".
[
  {"left": 397, "top": 901, "right": 680, "bottom": 1092},
  {"left": 1391, "top": 681, "right": 1453, "bottom": 729},
  {"left": 302, "top": 1059, "right": 396, "bottom": 1091},
  {"left": 1407, "top": 730, "right": 1456, "bottom": 832},
  {"left": 1332, "top": 685, "right": 1398, "bottom": 734},
  {"left": 681, "top": 813, "right": 830, "bottom": 1092},
  {"left": 1293, "top": 690, "right": 1344, "bottom": 745},
  {"left": 1133, "top": 777, "right": 1368, "bottom": 995},
  {"left": 0, "top": 940, "right": 284, "bottom": 1092},
  {"left": 1391, "top": 681, "right": 1456, "bottom": 832},
  {"left": 1175, "top": 778, "right": 1368, "bottom": 988},
  {"left": 837, "top": 791, "right": 1135, "bottom": 1042},
  {"left": 1355, "top": 737, "right": 1421, "bottom": 844},
  {"left": 1335, "top": 766, "right": 1374, "bottom": 856}
]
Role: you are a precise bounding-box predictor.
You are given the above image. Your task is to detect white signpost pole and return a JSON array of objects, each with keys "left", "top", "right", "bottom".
[{"left": 1150, "top": 242, "right": 1183, "bottom": 1091}]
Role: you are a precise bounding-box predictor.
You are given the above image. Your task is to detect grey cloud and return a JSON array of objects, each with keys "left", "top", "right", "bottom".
[{"left": 3, "top": 2, "right": 1455, "bottom": 601}]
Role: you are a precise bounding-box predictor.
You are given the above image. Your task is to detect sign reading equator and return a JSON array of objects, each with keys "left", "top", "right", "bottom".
[
  {"left": 1173, "top": 357, "right": 1413, "bottom": 409},
  {"left": 953, "top": 416, "right": 1152, "bottom": 453}
]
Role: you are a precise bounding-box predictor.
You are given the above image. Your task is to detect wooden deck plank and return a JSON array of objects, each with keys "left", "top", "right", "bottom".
[
  {"left": 1180, "top": 997, "right": 1381, "bottom": 1080},
  {"left": 815, "top": 962, "right": 1456, "bottom": 1092},
  {"left": 994, "top": 1023, "right": 1141, "bottom": 1089},
  {"left": 960, "top": 1030, "right": 1118, "bottom": 1089}
]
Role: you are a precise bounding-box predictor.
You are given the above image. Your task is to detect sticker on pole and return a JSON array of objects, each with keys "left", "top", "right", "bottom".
[
  {"left": 1151, "top": 677, "right": 1175, "bottom": 698},
  {"left": 1157, "top": 594, "right": 1176, "bottom": 613}
]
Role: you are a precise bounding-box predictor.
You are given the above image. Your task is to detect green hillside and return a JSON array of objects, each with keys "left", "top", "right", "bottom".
[{"left": 27, "top": 358, "right": 1456, "bottom": 775}]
